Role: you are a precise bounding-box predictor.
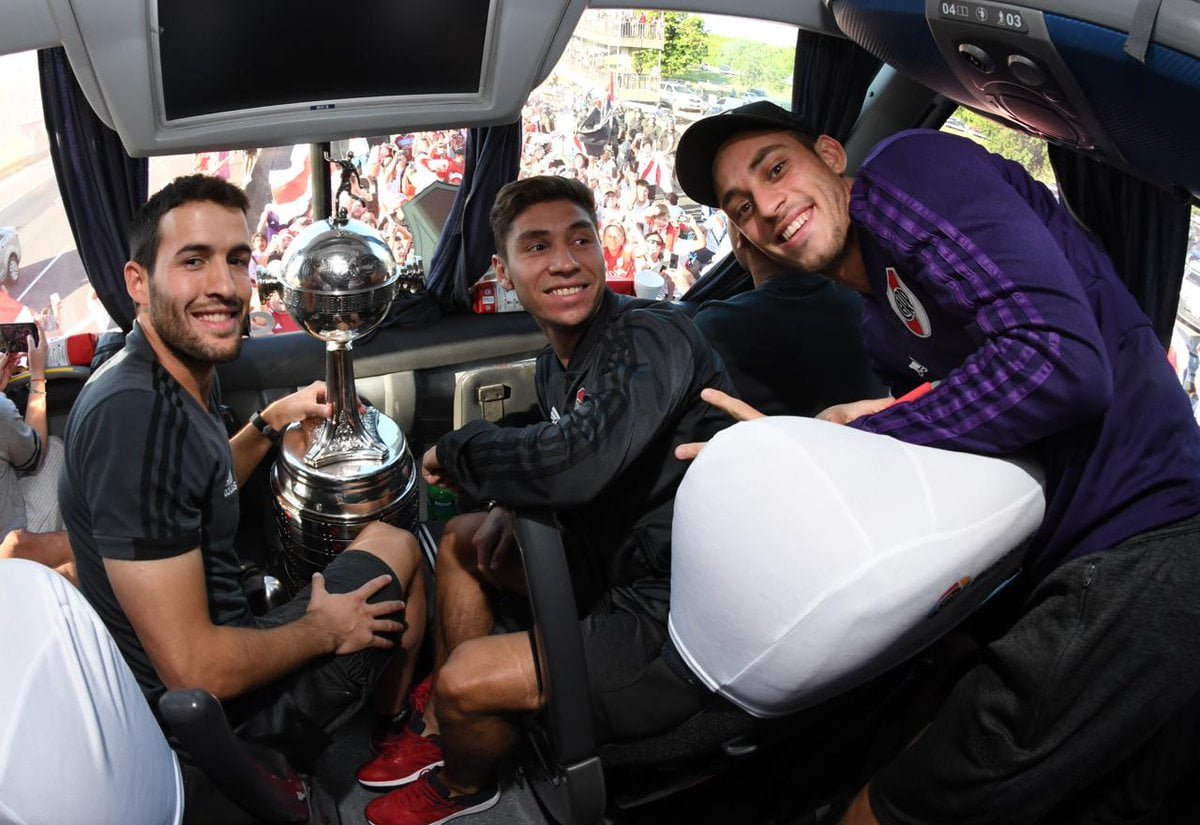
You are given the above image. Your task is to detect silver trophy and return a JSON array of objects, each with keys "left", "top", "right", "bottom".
[{"left": 270, "top": 159, "right": 419, "bottom": 588}]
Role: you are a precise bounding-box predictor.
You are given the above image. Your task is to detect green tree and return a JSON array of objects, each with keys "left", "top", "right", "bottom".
[
  {"left": 661, "top": 12, "right": 709, "bottom": 78},
  {"left": 711, "top": 36, "right": 793, "bottom": 96},
  {"left": 630, "top": 49, "right": 658, "bottom": 76}
]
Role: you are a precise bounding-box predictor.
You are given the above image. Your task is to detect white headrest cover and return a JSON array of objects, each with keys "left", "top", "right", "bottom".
[
  {"left": 0, "top": 560, "right": 184, "bottom": 824},
  {"left": 668, "top": 417, "right": 1045, "bottom": 718}
]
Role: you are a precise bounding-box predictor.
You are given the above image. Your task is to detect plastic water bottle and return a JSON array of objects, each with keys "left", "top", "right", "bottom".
[{"left": 427, "top": 484, "right": 457, "bottom": 522}]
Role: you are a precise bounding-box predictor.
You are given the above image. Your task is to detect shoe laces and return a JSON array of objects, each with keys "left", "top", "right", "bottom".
[{"left": 411, "top": 769, "right": 453, "bottom": 809}]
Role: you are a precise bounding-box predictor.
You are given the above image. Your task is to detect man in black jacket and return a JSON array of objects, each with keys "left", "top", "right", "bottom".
[
  {"left": 693, "top": 225, "right": 883, "bottom": 416},
  {"left": 359, "top": 176, "right": 735, "bottom": 825}
]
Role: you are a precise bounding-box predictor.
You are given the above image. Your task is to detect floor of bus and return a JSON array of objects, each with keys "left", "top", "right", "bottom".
[
  {"left": 319, "top": 708, "right": 848, "bottom": 825},
  {"left": 321, "top": 711, "right": 553, "bottom": 825}
]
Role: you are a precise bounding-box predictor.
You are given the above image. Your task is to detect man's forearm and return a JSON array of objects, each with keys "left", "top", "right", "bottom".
[
  {"left": 166, "top": 612, "right": 335, "bottom": 699},
  {"left": 229, "top": 423, "right": 274, "bottom": 486},
  {"left": 24, "top": 383, "right": 48, "bottom": 468}
]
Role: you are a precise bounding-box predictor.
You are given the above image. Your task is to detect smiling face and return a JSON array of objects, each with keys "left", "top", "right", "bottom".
[
  {"left": 602, "top": 224, "right": 625, "bottom": 253},
  {"left": 712, "top": 129, "right": 856, "bottom": 283},
  {"left": 127, "top": 200, "right": 252, "bottom": 369},
  {"left": 494, "top": 199, "right": 605, "bottom": 356}
]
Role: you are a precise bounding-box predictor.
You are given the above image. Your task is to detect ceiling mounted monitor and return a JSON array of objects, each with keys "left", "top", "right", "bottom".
[
  {"left": 32, "top": 0, "right": 588, "bottom": 156},
  {"left": 156, "top": 0, "right": 489, "bottom": 122}
]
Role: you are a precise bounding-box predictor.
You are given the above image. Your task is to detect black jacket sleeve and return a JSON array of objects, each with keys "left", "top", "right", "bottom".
[{"left": 436, "top": 312, "right": 700, "bottom": 508}]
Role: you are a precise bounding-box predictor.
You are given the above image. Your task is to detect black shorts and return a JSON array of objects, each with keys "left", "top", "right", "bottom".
[
  {"left": 575, "top": 595, "right": 711, "bottom": 744},
  {"left": 870, "top": 514, "right": 1200, "bottom": 825},
  {"left": 224, "top": 549, "right": 403, "bottom": 766}
]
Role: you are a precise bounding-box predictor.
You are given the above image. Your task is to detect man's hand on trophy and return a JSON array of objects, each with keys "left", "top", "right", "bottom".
[{"left": 263, "top": 381, "right": 335, "bottom": 431}]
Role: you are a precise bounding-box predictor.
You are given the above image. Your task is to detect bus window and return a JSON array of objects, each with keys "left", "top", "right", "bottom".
[
  {"left": 149, "top": 131, "right": 466, "bottom": 336},
  {"left": 0, "top": 51, "right": 114, "bottom": 335},
  {"left": 522, "top": 9, "right": 797, "bottom": 299}
]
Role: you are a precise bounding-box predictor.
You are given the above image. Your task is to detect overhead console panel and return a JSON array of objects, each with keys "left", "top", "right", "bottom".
[
  {"left": 34, "top": 0, "right": 588, "bottom": 156},
  {"left": 829, "top": 0, "right": 1200, "bottom": 195}
]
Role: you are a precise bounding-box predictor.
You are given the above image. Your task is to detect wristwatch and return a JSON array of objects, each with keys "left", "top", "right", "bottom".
[{"left": 248, "top": 410, "right": 282, "bottom": 443}]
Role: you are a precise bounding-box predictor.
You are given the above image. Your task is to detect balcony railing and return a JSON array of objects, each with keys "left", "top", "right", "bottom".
[{"left": 574, "top": 14, "right": 664, "bottom": 48}]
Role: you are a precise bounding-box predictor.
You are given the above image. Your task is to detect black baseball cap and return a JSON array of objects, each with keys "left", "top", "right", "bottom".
[{"left": 675, "top": 101, "right": 816, "bottom": 208}]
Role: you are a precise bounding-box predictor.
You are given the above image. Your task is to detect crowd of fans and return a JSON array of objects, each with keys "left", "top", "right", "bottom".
[
  {"left": 194, "top": 130, "right": 468, "bottom": 282},
  {"left": 519, "top": 86, "right": 730, "bottom": 297},
  {"left": 188, "top": 79, "right": 732, "bottom": 308}
]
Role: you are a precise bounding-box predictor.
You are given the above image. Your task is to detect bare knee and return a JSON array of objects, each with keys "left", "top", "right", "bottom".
[
  {"left": 437, "top": 640, "right": 500, "bottom": 719},
  {"left": 436, "top": 513, "right": 488, "bottom": 575},
  {"left": 436, "top": 636, "right": 541, "bottom": 719},
  {"left": 349, "top": 522, "right": 421, "bottom": 584}
]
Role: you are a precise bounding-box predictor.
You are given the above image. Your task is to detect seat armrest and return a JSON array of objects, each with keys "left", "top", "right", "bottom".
[
  {"left": 514, "top": 509, "right": 596, "bottom": 763},
  {"left": 158, "top": 689, "right": 311, "bottom": 824}
]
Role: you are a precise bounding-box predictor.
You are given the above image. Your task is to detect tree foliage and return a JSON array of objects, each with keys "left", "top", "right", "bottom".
[
  {"left": 710, "top": 36, "right": 794, "bottom": 96},
  {"left": 661, "top": 12, "right": 708, "bottom": 78},
  {"left": 630, "top": 49, "right": 658, "bottom": 76}
]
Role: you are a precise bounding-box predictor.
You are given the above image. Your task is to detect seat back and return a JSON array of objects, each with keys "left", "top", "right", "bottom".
[
  {"left": 670, "top": 417, "right": 1045, "bottom": 718},
  {"left": 513, "top": 509, "right": 606, "bottom": 825},
  {"left": 0, "top": 559, "right": 184, "bottom": 825},
  {"left": 158, "top": 689, "right": 338, "bottom": 824}
]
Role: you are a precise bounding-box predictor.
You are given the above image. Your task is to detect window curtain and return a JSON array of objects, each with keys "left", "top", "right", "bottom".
[
  {"left": 683, "top": 31, "right": 880, "bottom": 305},
  {"left": 423, "top": 123, "right": 522, "bottom": 312},
  {"left": 1048, "top": 145, "right": 1190, "bottom": 348},
  {"left": 38, "top": 47, "right": 147, "bottom": 333}
]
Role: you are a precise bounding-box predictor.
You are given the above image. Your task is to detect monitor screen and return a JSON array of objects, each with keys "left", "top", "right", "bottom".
[{"left": 157, "top": 0, "right": 490, "bottom": 121}]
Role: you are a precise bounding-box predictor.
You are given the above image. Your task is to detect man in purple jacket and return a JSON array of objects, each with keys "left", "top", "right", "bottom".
[{"left": 675, "top": 102, "right": 1200, "bottom": 824}]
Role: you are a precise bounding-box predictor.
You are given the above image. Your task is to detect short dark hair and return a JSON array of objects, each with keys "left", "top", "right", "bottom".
[
  {"left": 129, "top": 174, "right": 250, "bottom": 272},
  {"left": 490, "top": 176, "right": 596, "bottom": 256}
]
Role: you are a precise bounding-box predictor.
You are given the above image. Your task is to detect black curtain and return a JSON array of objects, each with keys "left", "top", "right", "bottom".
[
  {"left": 424, "top": 122, "right": 523, "bottom": 311},
  {"left": 683, "top": 31, "right": 880, "bottom": 306},
  {"left": 1048, "top": 144, "right": 1190, "bottom": 348},
  {"left": 790, "top": 30, "right": 884, "bottom": 143},
  {"left": 38, "top": 47, "right": 147, "bottom": 333}
]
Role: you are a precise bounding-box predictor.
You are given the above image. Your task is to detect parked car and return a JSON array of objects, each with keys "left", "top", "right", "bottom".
[
  {"left": 1180, "top": 264, "right": 1200, "bottom": 327},
  {"left": 0, "top": 226, "right": 19, "bottom": 283},
  {"left": 706, "top": 95, "right": 754, "bottom": 114},
  {"left": 659, "top": 81, "right": 704, "bottom": 113}
]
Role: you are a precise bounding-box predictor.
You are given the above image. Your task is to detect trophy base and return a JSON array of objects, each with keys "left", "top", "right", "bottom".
[{"left": 270, "top": 412, "right": 419, "bottom": 593}]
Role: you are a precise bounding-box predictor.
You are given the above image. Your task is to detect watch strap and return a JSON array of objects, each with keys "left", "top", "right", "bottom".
[{"left": 249, "top": 410, "right": 282, "bottom": 443}]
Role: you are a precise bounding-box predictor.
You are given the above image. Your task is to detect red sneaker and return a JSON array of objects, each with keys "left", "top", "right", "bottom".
[
  {"left": 357, "top": 724, "right": 445, "bottom": 789},
  {"left": 365, "top": 767, "right": 499, "bottom": 825},
  {"left": 371, "top": 675, "right": 434, "bottom": 753},
  {"left": 408, "top": 675, "right": 434, "bottom": 716}
]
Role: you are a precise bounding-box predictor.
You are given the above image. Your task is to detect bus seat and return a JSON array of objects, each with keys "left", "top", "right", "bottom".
[
  {"left": 511, "top": 419, "right": 1044, "bottom": 822},
  {"left": 513, "top": 510, "right": 606, "bottom": 825},
  {"left": 158, "top": 689, "right": 339, "bottom": 824},
  {"left": 670, "top": 416, "right": 1045, "bottom": 718},
  {"left": 0, "top": 559, "right": 184, "bottom": 825}
]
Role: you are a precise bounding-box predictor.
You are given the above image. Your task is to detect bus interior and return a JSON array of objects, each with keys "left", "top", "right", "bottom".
[{"left": 2, "top": 0, "right": 1200, "bottom": 823}]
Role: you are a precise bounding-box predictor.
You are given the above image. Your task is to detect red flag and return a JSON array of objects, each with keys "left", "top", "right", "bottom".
[{"left": 268, "top": 145, "right": 312, "bottom": 222}]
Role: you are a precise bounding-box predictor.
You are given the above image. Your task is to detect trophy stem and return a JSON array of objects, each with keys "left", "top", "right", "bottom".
[
  {"left": 327, "top": 341, "right": 359, "bottom": 424},
  {"left": 303, "top": 340, "right": 390, "bottom": 468}
]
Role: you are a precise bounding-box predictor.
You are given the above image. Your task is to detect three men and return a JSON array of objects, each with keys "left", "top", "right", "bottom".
[
  {"left": 675, "top": 102, "right": 1200, "bottom": 823},
  {"left": 358, "top": 175, "right": 734, "bottom": 825},
  {"left": 62, "top": 174, "right": 425, "bottom": 817}
]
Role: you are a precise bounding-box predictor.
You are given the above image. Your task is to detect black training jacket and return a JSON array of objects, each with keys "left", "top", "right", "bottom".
[{"left": 437, "top": 290, "right": 736, "bottom": 622}]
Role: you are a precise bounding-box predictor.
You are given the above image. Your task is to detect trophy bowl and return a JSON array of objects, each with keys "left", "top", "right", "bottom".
[
  {"left": 279, "top": 217, "right": 399, "bottom": 343},
  {"left": 269, "top": 215, "right": 418, "bottom": 592}
]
